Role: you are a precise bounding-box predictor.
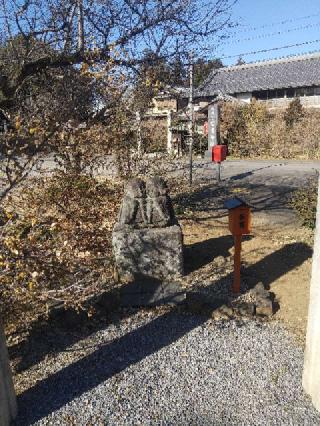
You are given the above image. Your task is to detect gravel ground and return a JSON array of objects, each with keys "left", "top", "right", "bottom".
[{"left": 14, "top": 310, "right": 320, "bottom": 426}]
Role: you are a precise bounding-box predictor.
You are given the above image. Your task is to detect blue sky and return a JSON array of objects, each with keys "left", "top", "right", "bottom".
[{"left": 215, "top": 0, "right": 320, "bottom": 65}]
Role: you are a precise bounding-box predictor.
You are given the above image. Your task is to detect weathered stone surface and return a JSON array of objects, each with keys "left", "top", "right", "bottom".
[
  {"left": 255, "top": 299, "right": 273, "bottom": 316},
  {"left": 0, "top": 324, "right": 17, "bottom": 426},
  {"left": 113, "top": 225, "right": 184, "bottom": 282},
  {"left": 112, "top": 177, "right": 184, "bottom": 307},
  {"left": 114, "top": 176, "right": 176, "bottom": 231},
  {"left": 145, "top": 177, "right": 176, "bottom": 228},
  {"left": 235, "top": 302, "right": 255, "bottom": 317},
  {"left": 252, "top": 282, "right": 270, "bottom": 299}
]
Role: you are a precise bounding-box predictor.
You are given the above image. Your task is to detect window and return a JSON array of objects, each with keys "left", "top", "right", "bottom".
[
  {"left": 276, "top": 89, "right": 285, "bottom": 98},
  {"left": 286, "top": 88, "right": 295, "bottom": 98},
  {"left": 268, "top": 90, "right": 277, "bottom": 99},
  {"left": 304, "top": 87, "right": 314, "bottom": 96},
  {"left": 252, "top": 90, "right": 268, "bottom": 100},
  {"left": 295, "top": 87, "right": 305, "bottom": 97}
]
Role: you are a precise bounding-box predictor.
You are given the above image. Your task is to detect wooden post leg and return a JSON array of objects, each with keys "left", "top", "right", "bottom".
[{"left": 233, "top": 234, "right": 242, "bottom": 293}]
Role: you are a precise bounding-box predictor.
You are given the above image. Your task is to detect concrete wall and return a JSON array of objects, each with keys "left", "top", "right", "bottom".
[
  {"left": 303, "top": 176, "right": 320, "bottom": 412},
  {"left": 0, "top": 324, "right": 17, "bottom": 425}
]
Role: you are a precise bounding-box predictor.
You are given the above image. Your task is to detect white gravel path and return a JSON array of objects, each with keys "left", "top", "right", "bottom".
[{"left": 16, "top": 311, "right": 320, "bottom": 425}]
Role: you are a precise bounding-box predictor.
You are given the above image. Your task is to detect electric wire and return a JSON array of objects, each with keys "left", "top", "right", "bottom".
[
  {"left": 224, "top": 22, "right": 320, "bottom": 45},
  {"left": 236, "top": 12, "right": 320, "bottom": 33},
  {"left": 219, "top": 39, "right": 320, "bottom": 60}
]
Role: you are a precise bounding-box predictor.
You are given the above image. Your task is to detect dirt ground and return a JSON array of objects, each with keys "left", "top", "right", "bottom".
[{"left": 181, "top": 210, "right": 313, "bottom": 346}]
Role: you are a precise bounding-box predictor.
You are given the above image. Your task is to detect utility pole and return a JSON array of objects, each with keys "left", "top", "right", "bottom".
[
  {"left": 188, "top": 51, "right": 194, "bottom": 187},
  {"left": 77, "top": 0, "right": 85, "bottom": 53},
  {"left": 136, "top": 111, "right": 142, "bottom": 156}
]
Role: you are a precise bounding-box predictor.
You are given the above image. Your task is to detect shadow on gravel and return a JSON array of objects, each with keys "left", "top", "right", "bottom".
[
  {"left": 9, "top": 304, "right": 131, "bottom": 374},
  {"left": 15, "top": 313, "right": 207, "bottom": 425},
  {"left": 15, "top": 241, "right": 312, "bottom": 424}
]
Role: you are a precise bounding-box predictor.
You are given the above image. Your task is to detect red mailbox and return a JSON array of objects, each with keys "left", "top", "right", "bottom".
[{"left": 212, "top": 145, "right": 227, "bottom": 163}]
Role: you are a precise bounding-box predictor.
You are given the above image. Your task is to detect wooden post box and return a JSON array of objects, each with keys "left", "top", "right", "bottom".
[{"left": 224, "top": 197, "right": 252, "bottom": 293}]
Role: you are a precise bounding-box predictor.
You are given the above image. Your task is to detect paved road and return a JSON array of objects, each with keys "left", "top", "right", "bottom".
[
  {"left": 177, "top": 159, "right": 320, "bottom": 228},
  {"left": 192, "top": 159, "right": 320, "bottom": 186}
]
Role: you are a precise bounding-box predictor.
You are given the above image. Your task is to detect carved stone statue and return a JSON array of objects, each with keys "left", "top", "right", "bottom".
[
  {"left": 114, "top": 178, "right": 147, "bottom": 230},
  {"left": 114, "top": 176, "right": 176, "bottom": 230},
  {"left": 112, "top": 176, "right": 184, "bottom": 294},
  {"left": 146, "top": 177, "right": 175, "bottom": 227}
]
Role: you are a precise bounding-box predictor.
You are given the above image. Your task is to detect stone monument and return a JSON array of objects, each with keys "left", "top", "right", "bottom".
[
  {"left": 0, "top": 323, "right": 17, "bottom": 426},
  {"left": 303, "top": 177, "right": 320, "bottom": 412},
  {"left": 112, "top": 177, "right": 184, "bottom": 305}
]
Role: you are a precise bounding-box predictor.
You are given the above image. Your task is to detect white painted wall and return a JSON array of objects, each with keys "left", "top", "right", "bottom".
[
  {"left": 235, "top": 92, "right": 252, "bottom": 103},
  {"left": 303, "top": 176, "right": 320, "bottom": 412}
]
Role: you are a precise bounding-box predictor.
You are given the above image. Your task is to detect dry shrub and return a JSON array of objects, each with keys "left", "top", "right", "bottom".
[
  {"left": 0, "top": 172, "right": 122, "bottom": 329},
  {"left": 220, "top": 100, "right": 320, "bottom": 159},
  {"left": 289, "top": 179, "right": 318, "bottom": 229}
]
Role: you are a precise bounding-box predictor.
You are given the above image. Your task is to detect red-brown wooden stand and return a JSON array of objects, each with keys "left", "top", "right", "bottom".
[{"left": 233, "top": 234, "right": 242, "bottom": 293}]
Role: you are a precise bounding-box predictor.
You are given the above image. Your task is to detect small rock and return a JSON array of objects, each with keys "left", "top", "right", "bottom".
[
  {"left": 251, "top": 283, "right": 271, "bottom": 303},
  {"left": 214, "top": 256, "right": 226, "bottom": 266},
  {"left": 256, "top": 299, "right": 273, "bottom": 317},
  {"left": 218, "top": 304, "right": 233, "bottom": 317},
  {"left": 236, "top": 302, "right": 255, "bottom": 317}
]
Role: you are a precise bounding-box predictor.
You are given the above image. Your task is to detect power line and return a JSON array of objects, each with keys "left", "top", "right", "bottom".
[
  {"left": 225, "top": 22, "right": 320, "bottom": 45},
  {"left": 235, "top": 12, "right": 320, "bottom": 33},
  {"left": 220, "top": 39, "right": 320, "bottom": 60}
]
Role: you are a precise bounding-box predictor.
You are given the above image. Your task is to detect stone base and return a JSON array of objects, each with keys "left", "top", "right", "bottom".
[
  {"left": 120, "top": 280, "right": 185, "bottom": 307},
  {"left": 112, "top": 225, "right": 184, "bottom": 307},
  {"left": 112, "top": 225, "right": 184, "bottom": 281},
  {"left": 0, "top": 325, "right": 17, "bottom": 426}
]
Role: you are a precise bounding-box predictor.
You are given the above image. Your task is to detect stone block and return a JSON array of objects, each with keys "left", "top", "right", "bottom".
[{"left": 112, "top": 225, "right": 184, "bottom": 282}]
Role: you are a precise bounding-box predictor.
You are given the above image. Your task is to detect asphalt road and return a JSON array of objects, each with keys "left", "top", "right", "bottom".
[
  {"left": 181, "top": 159, "right": 320, "bottom": 228},
  {"left": 192, "top": 158, "right": 320, "bottom": 187}
]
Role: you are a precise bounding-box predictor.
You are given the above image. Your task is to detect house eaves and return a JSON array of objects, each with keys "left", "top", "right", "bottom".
[{"left": 196, "top": 52, "right": 320, "bottom": 97}]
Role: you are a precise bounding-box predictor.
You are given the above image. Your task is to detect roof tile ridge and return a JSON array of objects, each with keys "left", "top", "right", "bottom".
[{"left": 222, "top": 51, "right": 320, "bottom": 72}]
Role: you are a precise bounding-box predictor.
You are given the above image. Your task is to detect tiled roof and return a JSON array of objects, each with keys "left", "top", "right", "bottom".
[{"left": 196, "top": 52, "right": 320, "bottom": 97}]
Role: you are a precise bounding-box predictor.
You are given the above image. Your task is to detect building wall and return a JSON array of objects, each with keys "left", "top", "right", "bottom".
[
  {"left": 235, "top": 92, "right": 252, "bottom": 103},
  {"left": 150, "top": 97, "right": 177, "bottom": 114},
  {"left": 262, "top": 95, "right": 320, "bottom": 110}
]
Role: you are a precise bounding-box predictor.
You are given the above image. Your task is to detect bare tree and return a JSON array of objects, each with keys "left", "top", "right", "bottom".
[{"left": 0, "top": 0, "right": 236, "bottom": 109}]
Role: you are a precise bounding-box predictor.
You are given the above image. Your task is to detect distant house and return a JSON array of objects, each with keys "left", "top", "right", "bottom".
[{"left": 195, "top": 52, "right": 320, "bottom": 110}]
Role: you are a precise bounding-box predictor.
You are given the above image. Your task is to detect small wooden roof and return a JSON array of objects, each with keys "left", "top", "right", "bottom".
[{"left": 223, "top": 197, "right": 251, "bottom": 210}]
